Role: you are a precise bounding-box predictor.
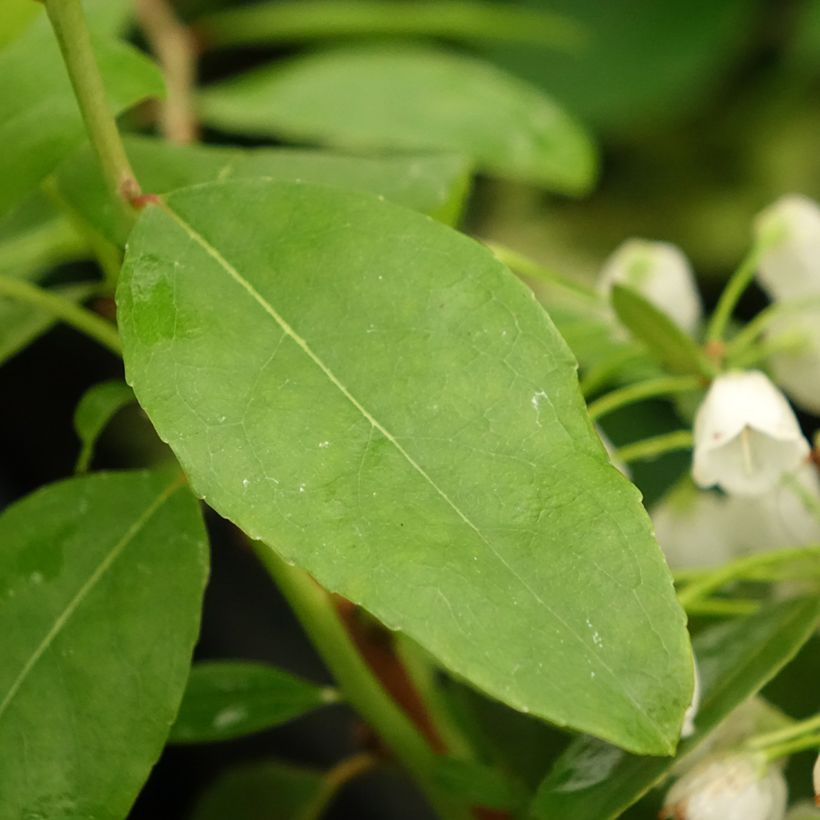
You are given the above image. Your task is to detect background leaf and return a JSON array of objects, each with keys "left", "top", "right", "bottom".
[
  {"left": 73, "top": 379, "right": 135, "bottom": 472},
  {"left": 118, "top": 179, "right": 690, "bottom": 755},
  {"left": 0, "top": 18, "right": 162, "bottom": 217},
  {"left": 0, "top": 470, "right": 209, "bottom": 818},
  {"left": 530, "top": 596, "right": 820, "bottom": 820},
  {"left": 55, "top": 136, "right": 472, "bottom": 247},
  {"left": 170, "top": 660, "right": 337, "bottom": 744},
  {"left": 198, "top": 45, "right": 596, "bottom": 193}
]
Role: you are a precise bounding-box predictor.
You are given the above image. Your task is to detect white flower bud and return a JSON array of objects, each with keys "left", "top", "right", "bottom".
[
  {"left": 692, "top": 371, "right": 810, "bottom": 496},
  {"left": 681, "top": 658, "right": 701, "bottom": 739},
  {"left": 767, "top": 308, "right": 820, "bottom": 415},
  {"left": 598, "top": 239, "right": 702, "bottom": 334},
  {"left": 755, "top": 195, "right": 820, "bottom": 302},
  {"left": 662, "top": 753, "right": 787, "bottom": 820}
]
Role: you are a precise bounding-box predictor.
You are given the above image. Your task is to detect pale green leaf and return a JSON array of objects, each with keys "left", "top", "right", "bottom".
[
  {"left": 73, "top": 379, "right": 135, "bottom": 472},
  {"left": 431, "top": 756, "right": 527, "bottom": 811},
  {"left": 0, "top": 470, "right": 209, "bottom": 818},
  {"left": 198, "top": 45, "right": 596, "bottom": 193},
  {"left": 191, "top": 760, "right": 328, "bottom": 820},
  {"left": 170, "top": 660, "right": 336, "bottom": 744},
  {"left": 530, "top": 596, "right": 820, "bottom": 820},
  {"left": 55, "top": 135, "right": 472, "bottom": 247},
  {"left": 118, "top": 180, "right": 690, "bottom": 755},
  {"left": 196, "top": 0, "right": 582, "bottom": 50},
  {"left": 0, "top": 20, "right": 162, "bottom": 216}
]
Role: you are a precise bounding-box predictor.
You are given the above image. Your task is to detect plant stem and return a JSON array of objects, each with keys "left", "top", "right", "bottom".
[
  {"left": 587, "top": 375, "right": 703, "bottom": 422},
  {"left": 613, "top": 430, "right": 694, "bottom": 464},
  {"left": 676, "top": 545, "right": 820, "bottom": 607},
  {"left": 749, "top": 713, "right": 820, "bottom": 752},
  {"left": 0, "top": 275, "right": 121, "bottom": 355},
  {"left": 252, "top": 544, "right": 470, "bottom": 820},
  {"left": 683, "top": 597, "right": 760, "bottom": 617},
  {"left": 706, "top": 230, "right": 781, "bottom": 344},
  {"left": 44, "top": 0, "right": 140, "bottom": 210},
  {"left": 759, "top": 732, "right": 820, "bottom": 762},
  {"left": 579, "top": 344, "right": 648, "bottom": 398},
  {"left": 135, "top": 0, "right": 200, "bottom": 144}
]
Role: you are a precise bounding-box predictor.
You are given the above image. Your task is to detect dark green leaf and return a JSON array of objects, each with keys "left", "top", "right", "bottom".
[
  {"left": 118, "top": 179, "right": 690, "bottom": 755},
  {"left": 0, "top": 18, "right": 162, "bottom": 216},
  {"left": 431, "top": 756, "right": 528, "bottom": 811},
  {"left": 611, "top": 285, "right": 711, "bottom": 377},
  {"left": 0, "top": 470, "right": 209, "bottom": 818},
  {"left": 530, "top": 596, "right": 820, "bottom": 820},
  {"left": 73, "top": 379, "right": 135, "bottom": 472},
  {"left": 198, "top": 45, "right": 596, "bottom": 193},
  {"left": 170, "top": 660, "right": 336, "bottom": 744},
  {"left": 55, "top": 135, "right": 472, "bottom": 247},
  {"left": 191, "top": 760, "right": 328, "bottom": 820}
]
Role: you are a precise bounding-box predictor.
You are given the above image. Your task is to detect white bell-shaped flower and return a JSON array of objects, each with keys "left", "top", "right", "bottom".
[
  {"left": 661, "top": 753, "right": 787, "bottom": 820},
  {"left": 755, "top": 195, "right": 820, "bottom": 301},
  {"left": 767, "top": 308, "right": 820, "bottom": 415},
  {"left": 692, "top": 371, "right": 810, "bottom": 496},
  {"left": 598, "top": 239, "right": 702, "bottom": 334}
]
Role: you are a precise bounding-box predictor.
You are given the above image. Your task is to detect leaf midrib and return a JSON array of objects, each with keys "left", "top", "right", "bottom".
[{"left": 156, "top": 196, "right": 667, "bottom": 747}]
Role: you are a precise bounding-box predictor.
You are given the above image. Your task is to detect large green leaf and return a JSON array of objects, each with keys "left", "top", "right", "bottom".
[
  {"left": 118, "top": 179, "right": 690, "bottom": 755},
  {"left": 198, "top": 45, "right": 596, "bottom": 194},
  {"left": 55, "top": 136, "right": 472, "bottom": 247},
  {"left": 530, "top": 596, "right": 820, "bottom": 820},
  {"left": 0, "top": 470, "right": 209, "bottom": 818},
  {"left": 170, "top": 660, "right": 336, "bottom": 743},
  {"left": 0, "top": 17, "right": 162, "bottom": 216}
]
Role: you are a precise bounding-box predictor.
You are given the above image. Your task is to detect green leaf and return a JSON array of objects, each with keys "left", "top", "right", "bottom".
[
  {"left": 529, "top": 596, "right": 820, "bottom": 820},
  {"left": 118, "top": 179, "right": 690, "bottom": 755},
  {"left": 0, "top": 280, "right": 97, "bottom": 366},
  {"left": 170, "top": 660, "right": 336, "bottom": 744},
  {"left": 191, "top": 760, "right": 328, "bottom": 820},
  {"left": 431, "top": 756, "right": 528, "bottom": 811},
  {"left": 196, "top": 0, "right": 583, "bottom": 50},
  {"left": 0, "top": 470, "right": 209, "bottom": 818},
  {"left": 0, "top": 0, "right": 38, "bottom": 47},
  {"left": 198, "top": 45, "right": 596, "bottom": 194},
  {"left": 611, "top": 285, "right": 712, "bottom": 377},
  {"left": 73, "top": 379, "right": 135, "bottom": 472},
  {"left": 0, "top": 19, "right": 162, "bottom": 217},
  {"left": 55, "top": 135, "right": 472, "bottom": 247}
]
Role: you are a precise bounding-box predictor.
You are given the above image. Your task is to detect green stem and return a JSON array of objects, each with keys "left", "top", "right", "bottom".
[
  {"left": 706, "top": 230, "right": 781, "bottom": 344},
  {"left": 676, "top": 545, "right": 820, "bottom": 607},
  {"left": 727, "top": 333, "right": 807, "bottom": 369},
  {"left": 485, "top": 241, "right": 599, "bottom": 299},
  {"left": 252, "top": 544, "right": 470, "bottom": 820},
  {"left": 0, "top": 275, "right": 121, "bottom": 355},
  {"left": 759, "top": 731, "right": 820, "bottom": 762},
  {"left": 683, "top": 597, "right": 760, "bottom": 617},
  {"left": 44, "top": 0, "right": 139, "bottom": 212},
  {"left": 613, "top": 430, "right": 694, "bottom": 464},
  {"left": 587, "top": 375, "right": 703, "bottom": 422},
  {"left": 579, "top": 345, "right": 648, "bottom": 398},
  {"left": 749, "top": 713, "right": 820, "bottom": 752}
]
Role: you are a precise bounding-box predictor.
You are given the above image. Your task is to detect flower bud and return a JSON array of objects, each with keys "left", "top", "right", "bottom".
[
  {"left": 598, "top": 239, "right": 702, "bottom": 334},
  {"left": 755, "top": 195, "right": 820, "bottom": 302},
  {"left": 767, "top": 308, "right": 820, "bottom": 415},
  {"left": 661, "top": 753, "right": 787, "bottom": 820},
  {"left": 692, "top": 371, "right": 809, "bottom": 496}
]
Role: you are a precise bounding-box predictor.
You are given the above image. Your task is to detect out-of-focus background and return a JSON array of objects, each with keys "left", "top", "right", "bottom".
[{"left": 1, "top": 0, "right": 819, "bottom": 817}]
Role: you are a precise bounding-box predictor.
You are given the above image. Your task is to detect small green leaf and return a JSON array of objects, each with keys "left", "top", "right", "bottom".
[
  {"left": 73, "top": 379, "right": 135, "bottom": 472},
  {"left": 191, "top": 760, "right": 328, "bottom": 820},
  {"left": 0, "top": 280, "right": 96, "bottom": 366},
  {"left": 431, "top": 756, "right": 528, "bottom": 811},
  {"left": 0, "top": 19, "right": 162, "bottom": 216},
  {"left": 55, "top": 135, "right": 472, "bottom": 247},
  {"left": 611, "top": 285, "right": 712, "bottom": 377},
  {"left": 0, "top": 470, "right": 209, "bottom": 818},
  {"left": 198, "top": 45, "right": 596, "bottom": 193},
  {"left": 529, "top": 596, "right": 820, "bottom": 820},
  {"left": 170, "top": 660, "right": 336, "bottom": 744},
  {"left": 118, "top": 179, "right": 690, "bottom": 755},
  {"left": 196, "top": 0, "right": 583, "bottom": 50}
]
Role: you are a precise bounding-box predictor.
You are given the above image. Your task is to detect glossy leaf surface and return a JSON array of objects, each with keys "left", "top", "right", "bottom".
[
  {"left": 0, "top": 470, "right": 209, "bottom": 818},
  {"left": 198, "top": 45, "right": 596, "bottom": 193},
  {"left": 55, "top": 136, "right": 472, "bottom": 246},
  {"left": 530, "top": 596, "right": 820, "bottom": 820},
  {"left": 170, "top": 660, "right": 335, "bottom": 744},
  {"left": 118, "top": 179, "right": 690, "bottom": 755}
]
